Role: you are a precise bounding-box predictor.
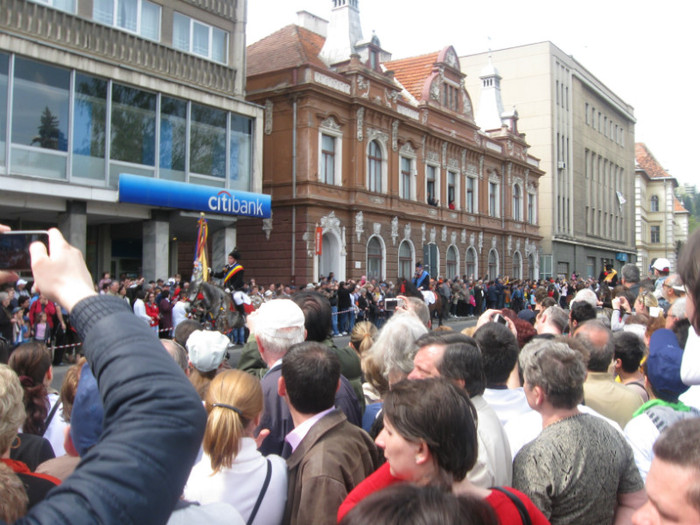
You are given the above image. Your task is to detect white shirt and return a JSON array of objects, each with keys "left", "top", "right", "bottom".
[
  {"left": 505, "top": 404, "right": 624, "bottom": 458},
  {"left": 44, "top": 392, "right": 68, "bottom": 457},
  {"left": 172, "top": 301, "right": 188, "bottom": 330},
  {"left": 483, "top": 387, "right": 533, "bottom": 427},
  {"left": 132, "top": 298, "right": 150, "bottom": 325},
  {"left": 462, "top": 395, "right": 512, "bottom": 489},
  {"left": 184, "top": 437, "right": 287, "bottom": 525}
]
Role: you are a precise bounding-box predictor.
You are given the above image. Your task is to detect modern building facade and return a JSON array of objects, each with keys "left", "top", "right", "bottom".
[
  {"left": 238, "top": 2, "right": 542, "bottom": 286},
  {"left": 635, "top": 143, "right": 689, "bottom": 273},
  {"left": 0, "top": 0, "right": 264, "bottom": 280},
  {"left": 461, "top": 43, "right": 637, "bottom": 280}
]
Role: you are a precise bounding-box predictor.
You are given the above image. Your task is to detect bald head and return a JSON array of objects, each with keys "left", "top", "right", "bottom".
[{"left": 574, "top": 320, "right": 614, "bottom": 372}]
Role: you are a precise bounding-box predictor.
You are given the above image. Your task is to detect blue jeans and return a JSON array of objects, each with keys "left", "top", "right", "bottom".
[{"left": 331, "top": 306, "right": 339, "bottom": 335}]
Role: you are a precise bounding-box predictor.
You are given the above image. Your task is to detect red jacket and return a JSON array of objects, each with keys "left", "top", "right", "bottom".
[{"left": 28, "top": 300, "right": 58, "bottom": 329}]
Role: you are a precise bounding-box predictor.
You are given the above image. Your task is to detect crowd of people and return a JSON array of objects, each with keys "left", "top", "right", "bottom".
[{"left": 1, "top": 222, "right": 700, "bottom": 525}]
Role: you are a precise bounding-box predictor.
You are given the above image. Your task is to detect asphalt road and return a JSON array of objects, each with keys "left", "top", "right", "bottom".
[{"left": 51, "top": 315, "right": 478, "bottom": 391}]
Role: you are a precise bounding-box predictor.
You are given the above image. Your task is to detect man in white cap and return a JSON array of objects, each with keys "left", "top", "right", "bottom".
[
  {"left": 251, "top": 299, "right": 360, "bottom": 457},
  {"left": 651, "top": 257, "right": 671, "bottom": 299}
]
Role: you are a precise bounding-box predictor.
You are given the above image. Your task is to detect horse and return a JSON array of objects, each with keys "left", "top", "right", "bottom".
[
  {"left": 188, "top": 279, "right": 244, "bottom": 334},
  {"left": 397, "top": 278, "right": 444, "bottom": 327}
]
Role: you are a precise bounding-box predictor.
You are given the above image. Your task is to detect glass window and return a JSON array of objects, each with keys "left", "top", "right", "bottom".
[
  {"left": 367, "top": 237, "right": 383, "bottom": 280},
  {"left": 93, "top": 0, "right": 161, "bottom": 40},
  {"left": 513, "top": 184, "right": 521, "bottom": 221},
  {"left": 190, "top": 103, "right": 226, "bottom": 178},
  {"left": 73, "top": 74, "right": 108, "bottom": 180},
  {"left": 489, "top": 181, "right": 499, "bottom": 217},
  {"left": 466, "top": 177, "right": 474, "bottom": 213},
  {"left": 427, "top": 165, "right": 436, "bottom": 204},
  {"left": 528, "top": 192, "right": 535, "bottom": 224},
  {"left": 28, "top": 0, "right": 75, "bottom": 12},
  {"left": 172, "top": 13, "right": 228, "bottom": 64},
  {"left": 650, "top": 225, "right": 660, "bottom": 244},
  {"left": 159, "top": 96, "right": 187, "bottom": 181},
  {"left": 0, "top": 53, "right": 8, "bottom": 165},
  {"left": 230, "top": 113, "right": 253, "bottom": 191},
  {"left": 447, "top": 171, "right": 456, "bottom": 208},
  {"left": 321, "top": 134, "right": 335, "bottom": 185},
  {"left": 399, "top": 241, "right": 413, "bottom": 281},
  {"left": 488, "top": 249, "right": 499, "bottom": 281},
  {"left": 110, "top": 83, "right": 156, "bottom": 166},
  {"left": 446, "top": 246, "right": 457, "bottom": 279},
  {"left": 12, "top": 58, "right": 70, "bottom": 151},
  {"left": 400, "top": 156, "right": 411, "bottom": 200},
  {"left": 650, "top": 195, "right": 659, "bottom": 212},
  {"left": 512, "top": 251, "right": 522, "bottom": 279},
  {"left": 11, "top": 58, "right": 69, "bottom": 180},
  {"left": 466, "top": 247, "right": 476, "bottom": 279},
  {"left": 368, "top": 140, "right": 382, "bottom": 193}
]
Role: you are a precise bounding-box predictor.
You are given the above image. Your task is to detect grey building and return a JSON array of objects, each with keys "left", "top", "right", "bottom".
[
  {"left": 461, "top": 42, "right": 637, "bottom": 279},
  {"left": 0, "top": 0, "right": 264, "bottom": 280}
]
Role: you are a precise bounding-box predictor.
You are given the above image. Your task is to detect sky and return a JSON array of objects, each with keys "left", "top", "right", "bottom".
[{"left": 247, "top": 0, "right": 698, "bottom": 188}]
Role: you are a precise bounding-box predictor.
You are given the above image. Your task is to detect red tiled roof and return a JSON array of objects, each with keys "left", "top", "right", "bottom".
[
  {"left": 635, "top": 143, "right": 672, "bottom": 179},
  {"left": 385, "top": 51, "right": 439, "bottom": 101},
  {"left": 247, "top": 25, "right": 327, "bottom": 77},
  {"left": 675, "top": 196, "right": 689, "bottom": 213}
]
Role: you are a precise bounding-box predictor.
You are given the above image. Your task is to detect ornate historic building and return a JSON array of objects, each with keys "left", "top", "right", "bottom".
[
  {"left": 238, "top": 2, "right": 542, "bottom": 285},
  {"left": 0, "top": 0, "right": 264, "bottom": 280},
  {"left": 635, "top": 143, "right": 689, "bottom": 273}
]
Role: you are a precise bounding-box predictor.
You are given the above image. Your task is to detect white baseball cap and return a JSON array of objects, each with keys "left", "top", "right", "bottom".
[
  {"left": 652, "top": 258, "right": 670, "bottom": 272},
  {"left": 186, "top": 330, "right": 230, "bottom": 372}
]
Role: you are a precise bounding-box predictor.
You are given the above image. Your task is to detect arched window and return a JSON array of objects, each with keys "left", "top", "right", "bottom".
[
  {"left": 367, "top": 236, "right": 384, "bottom": 280},
  {"left": 488, "top": 248, "right": 499, "bottom": 281},
  {"left": 465, "top": 247, "right": 477, "bottom": 279},
  {"left": 512, "top": 251, "right": 522, "bottom": 280},
  {"left": 650, "top": 195, "right": 659, "bottom": 212},
  {"left": 368, "top": 140, "right": 382, "bottom": 193},
  {"left": 446, "top": 245, "right": 458, "bottom": 279},
  {"left": 398, "top": 240, "right": 413, "bottom": 281},
  {"left": 513, "top": 184, "right": 522, "bottom": 221}
]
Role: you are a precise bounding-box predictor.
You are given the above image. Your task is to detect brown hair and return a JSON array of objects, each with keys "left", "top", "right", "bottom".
[
  {"left": 59, "top": 357, "right": 87, "bottom": 423},
  {"left": 203, "top": 369, "right": 262, "bottom": 473},
  {"left": 8, "top": 342, "right": 51, "bottom": 435},
  {"left": 679, "top": 229, "right": 700, "bottom": 331}
]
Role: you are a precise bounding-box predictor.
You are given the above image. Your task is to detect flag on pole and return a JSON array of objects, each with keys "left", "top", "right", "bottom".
[{"left": 192, "top": 213, "right": 209, "bottom": 282}]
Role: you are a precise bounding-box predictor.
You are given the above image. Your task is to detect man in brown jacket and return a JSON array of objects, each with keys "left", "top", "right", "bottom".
[{"left": 279, "top": 342, "right": 378, "bottom": 525}]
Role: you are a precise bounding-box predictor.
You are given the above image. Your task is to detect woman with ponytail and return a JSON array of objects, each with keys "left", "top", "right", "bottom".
[
  {"left": 8, "top": 341, "right": 69, "bottom": 460},
  {"left": 184, "top": 369, "right": 287, "bottom": 525}
]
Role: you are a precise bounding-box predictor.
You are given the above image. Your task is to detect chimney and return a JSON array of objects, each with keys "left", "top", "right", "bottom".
[{"left": 296, "top": 10, "right": 328, "bottom": 37}]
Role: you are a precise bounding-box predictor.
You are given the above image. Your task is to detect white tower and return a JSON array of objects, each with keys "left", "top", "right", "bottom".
[
  {"left": 477, "top": 58, "right": 506, "bottom": 131},
  {"left": 319, "top": 0, "right": 364, "bottom": 66}
]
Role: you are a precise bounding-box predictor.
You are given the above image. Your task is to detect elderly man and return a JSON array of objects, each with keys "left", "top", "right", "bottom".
[
  {"left": 576, "top": 320, "right": 644, "bottom": 428},
  {"left": 251, "top": 299, "right": 360, "bottom": 457},
  {"left": 632, "top": 419, "right": 700, "bottom": 524},
  {"left": 534, "top": 305, "right": 568, "bottom": 338},
  {"left": 513, "top": 338, "right": 646, "bottom": 524},
  {"left": 407, "top": 331, "right": 512, "bottom": 488}
]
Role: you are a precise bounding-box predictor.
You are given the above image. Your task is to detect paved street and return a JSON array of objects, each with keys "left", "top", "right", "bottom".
[{"left": 50, "top": 315, "right": 478, "bottom": 391}]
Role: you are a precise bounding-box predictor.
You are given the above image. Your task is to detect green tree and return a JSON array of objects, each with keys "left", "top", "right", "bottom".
[{"left": 31, "top": 107, "right": 60, "bottom": 150}]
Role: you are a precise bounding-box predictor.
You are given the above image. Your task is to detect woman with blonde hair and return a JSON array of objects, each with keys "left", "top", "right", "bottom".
[{"left": 184, "top": 369, "right": 287, "bottom": 525}]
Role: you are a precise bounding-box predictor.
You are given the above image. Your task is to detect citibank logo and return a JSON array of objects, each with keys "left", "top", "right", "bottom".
[{"left": 208, "top": 190, "right": 264, "bottom": 217}]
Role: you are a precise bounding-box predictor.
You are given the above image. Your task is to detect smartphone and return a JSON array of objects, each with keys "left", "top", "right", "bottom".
[
  {"left": 494, "top": 313, "right": 508, "bottom": 325},
  {"left": 0, "top": 230, "right": 49, "bottom": 271}
]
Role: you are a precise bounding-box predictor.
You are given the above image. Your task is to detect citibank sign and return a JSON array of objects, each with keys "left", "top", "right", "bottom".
[{"left": 118, "top": 174, "right": 271, "bottom": 219}]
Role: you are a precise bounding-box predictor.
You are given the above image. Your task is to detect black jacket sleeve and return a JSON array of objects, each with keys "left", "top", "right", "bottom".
[{"left": 16, "top": 295, "right": 206, "bottom": 525}]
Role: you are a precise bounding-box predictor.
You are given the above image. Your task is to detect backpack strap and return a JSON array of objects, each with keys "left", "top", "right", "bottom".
[
  {"left": 491, "top": 486, "right": 532, "bottom": 525},
  {"left": 43, "top": 400, "right": 61, "bottom": 436},
  {"left": 247, "top": 458, "right": 272, "bottom": 525}
]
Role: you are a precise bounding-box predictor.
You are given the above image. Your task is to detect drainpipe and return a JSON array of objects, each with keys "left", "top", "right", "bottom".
[{"left": 291, "top": 96, "right": 297, "bottom": 282}]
